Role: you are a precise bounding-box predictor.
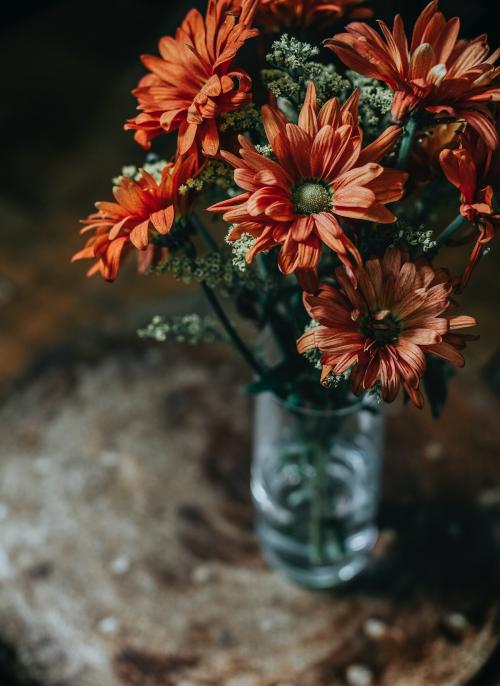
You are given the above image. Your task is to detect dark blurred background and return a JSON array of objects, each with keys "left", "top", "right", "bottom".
[{"left": 1, "top": 0, "right": 499, "bottom": 391}]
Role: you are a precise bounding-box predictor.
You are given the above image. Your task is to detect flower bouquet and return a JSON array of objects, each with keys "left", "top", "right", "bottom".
[{"left": 73, "top": 0, "right": 499, "bottom": 587}]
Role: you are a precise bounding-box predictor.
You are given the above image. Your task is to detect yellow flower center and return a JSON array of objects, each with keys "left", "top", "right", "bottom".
[{"left": 293, "top": 181, "right": 332, "bottom": 215}]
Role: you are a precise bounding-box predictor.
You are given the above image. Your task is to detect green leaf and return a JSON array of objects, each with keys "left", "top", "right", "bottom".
[
  {"left": 245, "top": 357, "right": 304, "bottom": 396},
  {"left": 423, "top": 356, "right": 454, "bottom": 419}
]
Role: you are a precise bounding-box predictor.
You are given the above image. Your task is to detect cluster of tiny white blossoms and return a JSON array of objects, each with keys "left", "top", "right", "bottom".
[
  {"left": 255, "top": 144, "right": 273, "bottom": 158},
  {"left": 347, "top": 71, "right": 393, "bottom": 137},
  {"left": 138, "top": 314, "right": 222, "bottom": 345},
  {"left": 219, "top": 105, "right": 261, "bottom": 133},
  {"left": 179, "top": 160, "right": 236, "bottom": 194},
  {"left": 262, "top": 35, "right": 349, "bottom": 106},
  {"left": 112, "top": 158, "right": 168, "bottom": 185},
  {"left": 226, "top": 228, "right": 257, "bottom": 273},
  {"left": 300, "top": 320, "right": 352, "bottom": 388},
  {"left": 153, "top": 250, "right": 265, "bottom": 292},
  {"left": 393, "top": 219, "right": 437, "bottom": 253}
]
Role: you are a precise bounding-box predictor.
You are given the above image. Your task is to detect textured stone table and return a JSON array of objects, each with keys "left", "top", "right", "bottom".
[{"left": 1, "top": 342, "right": 499, "bottom": 685}]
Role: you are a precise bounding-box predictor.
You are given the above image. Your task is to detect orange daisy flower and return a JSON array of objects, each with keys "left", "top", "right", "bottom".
[
  {"left": 326, "top": 0, "right": 500, "bottom": 148},
  {"left": 124, "top": 0, "right": 258, "bottom": 156},
  {"left": 72, "top": 155, "right": 198, "bottom": 281},
  {"left": 297, "top": 247, "right": 477, "bottom": 408},
  {"left": 440, "top": 127, "right": 500, "bottom": 289},
  {"left": 208, "top": 83, "right": 405, "bottom": 279},
  {"left": 233, "top": 0, "right": 372, "bottom": 32}
]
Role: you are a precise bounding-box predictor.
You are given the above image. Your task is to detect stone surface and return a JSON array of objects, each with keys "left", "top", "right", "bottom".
[{"left": 1, "top": 342, "right": 499, "bottom": 685}]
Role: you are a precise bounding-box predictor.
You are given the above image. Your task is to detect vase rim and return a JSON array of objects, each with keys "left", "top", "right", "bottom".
[{"left": 267, "top": 392, "right": 372, "bottom": 418}]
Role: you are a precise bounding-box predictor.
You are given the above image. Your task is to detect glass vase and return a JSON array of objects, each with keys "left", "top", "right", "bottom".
[{"left": 251, "top": 392, "right": 383, "bottom": 589}]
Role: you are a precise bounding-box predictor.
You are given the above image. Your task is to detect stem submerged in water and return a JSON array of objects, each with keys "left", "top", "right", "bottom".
[
  {"left": 303, "top": 412, "right": 348, "bottom": 566},
  {"left": 309, "top": 441, "right": 328, "bottom": 565}
]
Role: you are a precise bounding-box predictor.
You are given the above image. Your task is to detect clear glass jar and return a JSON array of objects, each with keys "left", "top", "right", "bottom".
[{"left": 251, "top": 392, "right": 383, "bottom": 589}]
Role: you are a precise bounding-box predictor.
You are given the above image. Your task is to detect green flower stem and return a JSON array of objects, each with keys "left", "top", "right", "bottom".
[
  {"left": 434, "top": 214, "right": 468, "bottom": 250},
  {"left": 189, "top": 212, "right": 220, "bottom": 252},
  {"left": 256, "top": 254, "right": 294, "bottom": 359},
  {"left": 396, "top": 117, "right": 418, "bottom": 171},
  {"left": 309, "top": 442, "right": 327, "bottom": 565},
  {"left": 183, "top": 235, "right": 265, "bottom": 377},
  {"left": 200, "top": 282, "right": 265, "bottom": 376}
]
